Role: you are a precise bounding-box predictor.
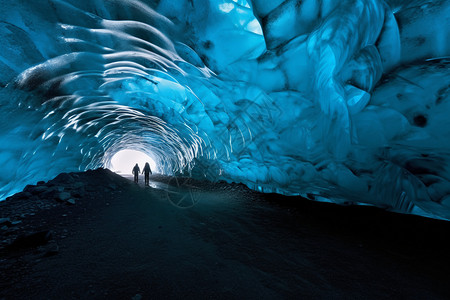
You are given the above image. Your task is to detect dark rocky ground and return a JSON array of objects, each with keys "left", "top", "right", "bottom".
[{"left": 1, "top": 168, "right": 450, "bottom": 299}]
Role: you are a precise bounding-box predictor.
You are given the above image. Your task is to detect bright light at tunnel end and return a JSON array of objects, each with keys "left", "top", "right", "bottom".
[{"left": 109, "top": 150, "right": 157, "bottom": 174}]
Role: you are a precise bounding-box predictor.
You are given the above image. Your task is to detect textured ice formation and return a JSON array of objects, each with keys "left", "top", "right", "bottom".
[{"left": 0, "top": 0, "right": 449, "bottom": 219}]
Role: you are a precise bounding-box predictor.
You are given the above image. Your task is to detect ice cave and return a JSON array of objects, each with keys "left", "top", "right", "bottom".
[{"left": 0, "top": 0, "right": 449, "bottom": 219}]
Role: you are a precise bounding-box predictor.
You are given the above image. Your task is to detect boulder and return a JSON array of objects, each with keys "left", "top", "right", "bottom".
[
  {"left": 24, "top": 185, "right": 48, "bottom": 195},
  {"left": 52, "top": 173, "right": 75, "bottom": 184},
  {"left": 16, "top": 192, "right": 32, "bottom": 199},
  {"left": 42, "top": 240, "right": 59, "bottom": 257},
  {"left": 0, "top": 217, "right": 11, "bottom": 226},
  {"left": 71, "top": 189, "right": 85, "bottom": 198},
  {"left": 41, "top": 187, "right": 58, "bottom": 200},
  {"left": 72, "top": 182, "right": 84, "bottom": 189},
  {"left": 56, "top": 192, "right": 71, "bottom": 202},
  {"left": 23, "top": 185, "right": 36, "bottom": 193}
]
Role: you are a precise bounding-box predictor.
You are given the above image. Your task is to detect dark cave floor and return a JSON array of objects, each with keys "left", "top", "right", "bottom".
[{"left": 1, "top": 169, "right": 450, "bottom": 299}]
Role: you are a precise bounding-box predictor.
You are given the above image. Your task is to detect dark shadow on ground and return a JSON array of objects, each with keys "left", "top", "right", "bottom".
[{"left": 1, "top": 168, "right": 450, "bottom": 299}]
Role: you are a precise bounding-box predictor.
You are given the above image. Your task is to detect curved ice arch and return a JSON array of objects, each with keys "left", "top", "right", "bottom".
[{"left": 1, "top": 0, "right": 450, "bottom": 220}]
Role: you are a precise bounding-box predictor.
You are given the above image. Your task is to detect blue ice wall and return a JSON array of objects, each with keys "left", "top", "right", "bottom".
[{"left": 0, "top": 0, "right": 449, "bottom": 219}]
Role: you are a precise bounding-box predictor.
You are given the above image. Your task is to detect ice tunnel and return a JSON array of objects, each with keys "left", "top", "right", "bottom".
[{"left": 0, "top": 0, "right": 449, "bottom": 219}]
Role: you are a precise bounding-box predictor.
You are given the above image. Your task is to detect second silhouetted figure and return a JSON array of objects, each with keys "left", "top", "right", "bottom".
[{"left": 142, "top": 162, "right": 152, "bottom": 186}]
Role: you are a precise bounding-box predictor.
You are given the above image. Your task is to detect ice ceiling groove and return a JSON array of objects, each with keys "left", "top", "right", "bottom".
[{"left": 0, "top": 0, "right": 449, "bottom": 219}]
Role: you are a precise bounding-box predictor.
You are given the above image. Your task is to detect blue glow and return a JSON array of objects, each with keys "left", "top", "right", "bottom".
[{"left": 0, "top": 0, "right": 450, "bottom": 220}]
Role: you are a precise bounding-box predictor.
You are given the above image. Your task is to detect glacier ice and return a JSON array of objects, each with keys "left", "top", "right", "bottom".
[{"left": 0, "top": 0, "right": 449, "bottom": 219}]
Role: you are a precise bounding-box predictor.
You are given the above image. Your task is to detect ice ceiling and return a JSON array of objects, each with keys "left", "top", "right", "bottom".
[{"left": 0, "top": 0, "right": 449, "bottom": 219}]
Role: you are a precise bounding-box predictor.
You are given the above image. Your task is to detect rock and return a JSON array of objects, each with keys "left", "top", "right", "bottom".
[
  {"left": 132, "top": 294, "right": 142, "bottom": 300},
  {"left": 10, "top": 220, "right": 22, "bottom": 225},
  {"left": 16, "top": 192, "right": 32, "bottom": 199},
  {"left": 0, "top": 217, "right": 11, "bottom": 226},
  {"left": 9, "top": 230, "right": 52, "bottom": 250},
  {"left": 37, "top": 181, "right": 46, "bottom": 185},
  {"left": 85, "top": 186, "right": 96, "bottom": 192},
  {"left": 24, "top": 185, "right": 48, "bottom": 195},
  {"left": 6, "top": 227, "right": 19, "bottom": 233},
  {"left": 56, "top": 192, "right": 71, "bottom": 202},
  {"left": 72, "top": 182, "right": 84, "bottom": 189},
  {"left": 23, "top": 185, "right": 36, "bottom": 193},
  {"left": 52, "top": 173, "right": 75, "bottom": 184},
  {"left": 43, "top": 241, "right": 59, "bottom": 257},
  {"left": 34, "top": 185, "right": 48, "bottom": 193},
  {"left": 1, "top": 238, "right": 12, "bottom": 246},
  {"left": 41, "top": 186, "right": 61, "bottom": 199},
  {"left": 66, "top": 199, "right": 76, "bottom": 205},
  {"left": 41, "top": 188, "right": 54, "bottom": 197},
  {"left": 71, "top": 189, "right": 85, "bottom": 198},
  {"left": 23, "top": 184, "right": 47, "bottom": 194}
]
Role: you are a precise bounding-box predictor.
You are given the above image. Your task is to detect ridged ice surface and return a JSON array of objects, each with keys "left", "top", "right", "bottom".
[{"left": 1, "top": 0, "right": 449, "bottom": 219}]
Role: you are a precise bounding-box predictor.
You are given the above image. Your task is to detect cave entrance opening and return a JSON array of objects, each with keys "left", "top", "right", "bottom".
[{"left": 110, "top": 149, "right": 157, "bottom": 175}]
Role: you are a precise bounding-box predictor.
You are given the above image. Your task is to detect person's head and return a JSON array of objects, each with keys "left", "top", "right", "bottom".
[
  {"left": 135, "top": 163, "right": 138, "bottom": 166},
  {"left": 145, "top": 162, "right": 149, "bottom": 167}
]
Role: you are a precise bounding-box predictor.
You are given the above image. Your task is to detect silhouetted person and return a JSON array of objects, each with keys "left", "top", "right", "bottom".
[
  {"left": 142, "top": 162, "right": 152, "bottom": 186},
  {"left": 132, "top": 163, "right": 140, "bottom": 183}
]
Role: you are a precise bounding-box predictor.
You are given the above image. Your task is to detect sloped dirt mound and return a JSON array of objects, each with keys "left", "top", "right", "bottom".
[{"left": 1, "top": 169, "right": 450, "bottom": 299}]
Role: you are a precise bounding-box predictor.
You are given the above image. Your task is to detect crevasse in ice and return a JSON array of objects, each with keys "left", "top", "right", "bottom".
[{"left": 0, "top": 0, "right": 449, "bottom": 219}]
